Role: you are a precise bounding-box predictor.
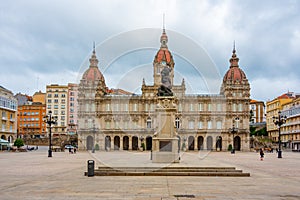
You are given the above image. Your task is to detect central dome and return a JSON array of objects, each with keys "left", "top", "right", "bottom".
[{"left": 153, "top": 29, "right": 174, "bottom": 65}]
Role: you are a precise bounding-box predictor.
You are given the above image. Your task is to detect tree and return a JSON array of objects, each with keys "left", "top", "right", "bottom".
[{"left": 14, "top": 138, "right": 24, "bottom": 148}]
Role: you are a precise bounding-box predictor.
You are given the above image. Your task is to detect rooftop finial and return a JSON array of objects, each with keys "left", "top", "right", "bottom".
[
  {"left": 163, "top": 13, "right": 165, "bottom": 33},
  {"left": 233, "top": 40, "right": 236, "bottom": 53},
  {"left": 93, "top": 41, "right": 96, "bottom": 54}
]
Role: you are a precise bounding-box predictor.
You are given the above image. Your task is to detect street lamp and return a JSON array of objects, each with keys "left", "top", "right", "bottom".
[
  {"left": 43, "top": 111, "right": 58, "bottom": 157},
  {"left": 229, "top": 117, "right": 239, "bottom": 154},
  {"left": 273, "top": 111, "right": 287, "bottom": 158},
  {"left": 92, "top": 124, "right": 96, "bottom": 153}
]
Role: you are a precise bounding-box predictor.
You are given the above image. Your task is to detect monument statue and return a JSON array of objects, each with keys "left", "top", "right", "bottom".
[{"left": 157, "top": 65, "right": 173, "bottom": 96}]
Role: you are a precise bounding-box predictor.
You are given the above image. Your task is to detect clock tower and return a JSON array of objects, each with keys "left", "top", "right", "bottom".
[{"left": 153, "top": 28, "right": 175, "bottom": 86}]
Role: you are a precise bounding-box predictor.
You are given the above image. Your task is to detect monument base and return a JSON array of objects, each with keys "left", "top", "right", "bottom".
[{"left": 152, "top": 138, "right": 179, "bottom": 163}]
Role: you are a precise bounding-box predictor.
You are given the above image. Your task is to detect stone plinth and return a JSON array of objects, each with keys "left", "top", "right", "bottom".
[{"left": 152, "top": 96, "right": 180, "bottom": 163}]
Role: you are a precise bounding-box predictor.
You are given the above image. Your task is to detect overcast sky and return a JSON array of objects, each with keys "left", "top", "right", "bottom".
[{"left": 1, "top": 0, "right": 299, "bottom": 102}]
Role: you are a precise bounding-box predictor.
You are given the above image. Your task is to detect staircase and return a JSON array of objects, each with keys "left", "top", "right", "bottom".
[{"left": 85, "top": 166, "right": 250, "bottom": 177}]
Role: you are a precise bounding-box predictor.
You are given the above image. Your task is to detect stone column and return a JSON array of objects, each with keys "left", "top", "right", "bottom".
[
  {"left": 138, "top": 136, "right": 141, "bottom": 150},
  {"left": 111, "top": 137, "right": 114, "bottom": 151},
  {"left": 194, "top": 136, "right": 198, "bottom": 151},
  {"left": 120, "top": 136, "right": 123, "bottom": 150},
  {"left": 129, "top": 137, "right": 132, "bottom": 150}
]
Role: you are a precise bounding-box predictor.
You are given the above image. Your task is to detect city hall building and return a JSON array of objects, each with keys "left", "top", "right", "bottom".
[{"left": 77, "top": 29, "right": 251, "bottom": 152}]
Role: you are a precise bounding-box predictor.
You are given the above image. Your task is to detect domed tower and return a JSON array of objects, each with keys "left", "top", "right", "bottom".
[
  {"left": 78, "top": 44, "right": 106, "bottom": 150},
  {"left": 221, "top": 45, "right": 250, "bottom": 98},
  {"left": 221, "top": 45, "right": 251, "bottom": 151},
  {"left": 79, "top": 44, "right": 106, "bottom": 95},
  {"left": 153, "top": 28, "right": 175, "bottom": 86}
]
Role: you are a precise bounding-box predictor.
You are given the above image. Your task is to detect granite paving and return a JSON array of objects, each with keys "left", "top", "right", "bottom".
[{"left": 1, "top": 147, "right": 300, "bottom": 200}]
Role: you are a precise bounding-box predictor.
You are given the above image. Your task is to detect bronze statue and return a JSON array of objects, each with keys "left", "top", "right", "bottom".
[{"left": 157, "top": 65, "right": 173, "bottom": 96}]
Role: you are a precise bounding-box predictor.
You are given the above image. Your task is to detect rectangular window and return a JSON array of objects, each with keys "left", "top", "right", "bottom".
[
  {"left": 106, "top": 104, "right": 110, "bottom": 111},
  {"left": 188, "top": 121, "right": 194, "bottom": 129},
  {"left": 106, "top": 121, "right": 110, "bottom": 129},
  {"left": 190, "top": 104, "right": 194, "bottom": 111},
  {"left": 54, "top": 105, "right": 58, "bottom": 109},
  {"left": 54, "top": 99, "right": 58, "bottom": 103},
  {"left": 238, "top": 103, "right": 243, "bottom": 111},
  {"left": 47, "top": 94, "right": 52, "bottom": 98},
  {"left": 54, "top": 94, "right": 58, "bottom": 97},
  {"left": 124, "top": 104, "right": 128, "bottom": 111},
  {"left": 47, "top": 105, "right": 51, "bottom": 109},
  {"left": 198, "top": 103, "right": 203, "bottom": 111},
  {"left": 207, "top": 104, "right": 212, "bottom": 111},
  {"left": 217, "top": 121, "right": 222, "bottom": 129},
  {"left": 133, "top": 104, "right": 138, "bottom": 111},
  {"left": 232, "top": 104, "right": 236, "bottom": 111},
  {"left": 198, "top": 121, "right": 203, "bottom": 129},
  {"left": 47, "top": 99, "right": 51, "bottom": 103},
  {"left": 207, "top": 121, "right": 212, "bottom": 129}
]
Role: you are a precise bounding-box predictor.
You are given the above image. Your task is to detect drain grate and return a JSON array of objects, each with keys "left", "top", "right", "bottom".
[{"left": 174, "top": 194, "right": 195, "bottom": 198}]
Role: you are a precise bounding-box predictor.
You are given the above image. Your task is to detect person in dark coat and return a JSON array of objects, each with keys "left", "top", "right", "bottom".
[{"left": 260, "top": 148, "right": 264, "bottom": 161}]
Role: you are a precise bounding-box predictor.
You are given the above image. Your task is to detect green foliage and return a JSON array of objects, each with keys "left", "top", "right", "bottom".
[
  {"left": 95, "top": 144, "right": 100, "bottom": 151},
  {"left": 250, "top": 127, "right": 268, "bottom": 137},
  {"left": 14, "top": 138, "right": 24, "bottom": 148},
  {"left": 141, "top": 143, "right": 145, "bottom": 151},
  {"left": 256, "top": 127, "right": 268, "bottom": 136},
  {"left": 250, "top": 126, "right": 257, "bottom": 136},
  {"left": 228, "top": 144, "right": 232, "bottom": 151},
  {"left": 181, "top": 142, "right": 186, "bottom": 150}
]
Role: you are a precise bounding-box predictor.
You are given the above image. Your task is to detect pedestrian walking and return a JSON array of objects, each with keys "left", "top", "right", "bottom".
[{"left": 260, "top": 148, "right": 264, "bottom": 161}]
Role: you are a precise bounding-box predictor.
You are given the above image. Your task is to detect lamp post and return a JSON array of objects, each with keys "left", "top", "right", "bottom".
[
  {"left": 43, "top": 111, "right": 57, "bottom": 157},
  {"left": 273, "top": 111, "right": 287, "bottom": 158},
  {"left": 229, "top": 117, "right": 239, "bottom": 154},
  {"left": 92, "top": 124, "right": 96, "bottom": 153}
]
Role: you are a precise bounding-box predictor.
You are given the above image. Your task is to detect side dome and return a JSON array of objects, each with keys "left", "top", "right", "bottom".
[
  {"left": 81, "top": 48, "right": 105, "bottom": 83},
  {"left": 82, "top": 66, "right": 105, "bottom": 82},
  {"left": 223, "top": 48, "right": 247, "bottom": 83},
  {"left": 223, "top": 66, "right": 247, "bottom": 82}
]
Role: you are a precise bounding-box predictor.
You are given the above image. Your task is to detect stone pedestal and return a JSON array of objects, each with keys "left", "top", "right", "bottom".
[{"left": 152, "top": 96, "right": 180, "bottom": 163}]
